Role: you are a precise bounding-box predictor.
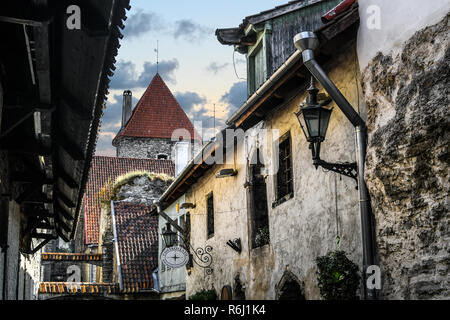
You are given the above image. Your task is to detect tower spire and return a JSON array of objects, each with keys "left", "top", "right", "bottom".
[{"left": 155, "top": 40, "right": 159, "bottom": 74}]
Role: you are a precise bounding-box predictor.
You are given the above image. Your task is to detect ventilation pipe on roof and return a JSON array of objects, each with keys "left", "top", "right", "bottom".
[
  {"left": 294, "top": 31, "right": 378, "bottom": 300},
  {"left": 122, "top": 90, "right": 132, "bottom": 128}
]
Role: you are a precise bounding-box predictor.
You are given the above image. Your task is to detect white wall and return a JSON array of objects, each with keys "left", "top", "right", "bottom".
[
  {"left": 357, "top": 0, "right": 450, "bottom": 70},
  {"left": 174, "top": 141, "right": 191, "bottom": 176}
]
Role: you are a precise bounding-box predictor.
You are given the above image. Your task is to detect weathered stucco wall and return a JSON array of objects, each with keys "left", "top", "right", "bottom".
[
  {"left": 186, "top": 46, "right": 363, "bottom": 300},
  {"left": 362, "top": 14, "right": 449, "bottom": 299}
]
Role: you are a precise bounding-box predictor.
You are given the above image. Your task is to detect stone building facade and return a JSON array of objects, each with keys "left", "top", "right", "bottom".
[
  {"left": 174, "top": 45, "right": 362, "bottom": 300},
  {"left": 112, "top": 73, "right": 199, "bottom": 162},
  {"left": 158, "top": 0, "right": 449, "bottom": 300}
]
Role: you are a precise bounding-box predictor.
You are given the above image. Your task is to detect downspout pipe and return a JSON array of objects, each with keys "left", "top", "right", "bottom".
[
  {"left": 294, "top": 31, "right": 377, "bottom": 300},
  {"left": 110, "top": 201, "right": 123, "bottom": 292}
]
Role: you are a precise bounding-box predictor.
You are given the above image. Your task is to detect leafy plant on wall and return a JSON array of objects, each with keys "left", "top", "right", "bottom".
[
  {"left": 254, "top": 226, "right": 270, "bottom": 247},
  {"left": 188, "top": 289, "right": 217, "bottom": 300},
  {"left": 316, "top": 250, "right": 360, "bottom": 300}
]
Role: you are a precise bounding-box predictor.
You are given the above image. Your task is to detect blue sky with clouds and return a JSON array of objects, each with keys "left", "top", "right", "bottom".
[{"left": 96, "top": 0, "right": 285, "bottom": 156}]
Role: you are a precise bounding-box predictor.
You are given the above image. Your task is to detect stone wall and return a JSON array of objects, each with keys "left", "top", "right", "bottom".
[
  {"left": 363, "top": 14, "right": 449, "bottom": 299},
  {"left": 98, "top": 174, "right": 173, "bottom": 288},
  {"left": 185, "top": 46, "right": 363, "bottom": 300},
  {"left": 116, "top": 137, "right": 176, "bottom": 160}
]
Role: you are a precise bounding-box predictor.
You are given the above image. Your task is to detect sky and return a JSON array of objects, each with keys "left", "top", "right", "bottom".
[{"left": 95, "top": 0, "right": 286, "bottom": 156}]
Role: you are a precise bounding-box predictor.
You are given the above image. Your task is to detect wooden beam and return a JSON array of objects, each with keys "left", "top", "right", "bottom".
[
  {"left": 55, "top": 166, "right": 79, "bottom": 189},
  {"left": 54, "top": 202, "right": 74, "bottom": 221},
  {"left": 55, "top": 214, "right": 72, "bottom": 233},
  {"left": 0, "top": 111, "right": 34, "bottom": 139},
  {"left": 0, "top": 15, "right": 47, "bottom": 27},
  {"left": 31, "top": 232, "right": 55, "bottom": 240},
  {"left": 158, "top": 210, "right": 185, "bottom": 234},
  {"left": 235, "top": 63, "right": 303, "bottom": 128},
  {"left": 16, "top": 183, "right": 41, "bottom": 204},
  {"left": 0, "top": 141, "right": 52, "bottom": 156},
  {"left": 55, "top": 190, "right": 76, "bottom": 208},
  {"left": 59, "top": 88, "right": 93, "bottom": 121},
  {"left": 55, "top": 132, "right": 85, "bottom": 161},
  {"left": 30, "top": 238, "right": 52, "bottom": 255}
]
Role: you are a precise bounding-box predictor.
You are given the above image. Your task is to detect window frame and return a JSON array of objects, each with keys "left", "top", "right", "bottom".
[
  {"left": 273, "top": 131, "right": 294, "bottom": 207},
  {"left": 206, "top": 192, "right": 214, "bottom": 239}
]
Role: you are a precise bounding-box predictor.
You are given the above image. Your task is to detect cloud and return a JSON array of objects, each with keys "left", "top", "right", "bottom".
[
  {"left": 137, "top": 59, "right": 179, "bottom": 86},
  {"left": 95, "top": 93, "right": 139, "bottom": 156},
  {"left": 110, "top": 59, "right": 179, "bottom": 89},
  {"left": 173, "top": 19, "right": 213, "bottom": 42},
  {"left": 122, "top": 9, "right": 164, "bottom": 39},
  {"left": 175, "top": 91, "right": 207, "bottom": 115},
  {"left": 206, "top": 62, "right": 230, "bottom": 75},
  {"left": 220, "top": 81, "right": 247, "bottom": 117}
]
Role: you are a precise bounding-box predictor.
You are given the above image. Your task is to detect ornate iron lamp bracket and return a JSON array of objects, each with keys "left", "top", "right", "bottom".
[{"left": 315, "top": 159, "right": 358, "bottom": 187}]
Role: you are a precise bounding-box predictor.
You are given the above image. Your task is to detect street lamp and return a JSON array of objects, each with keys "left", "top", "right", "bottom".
[
  {"left": 294, "top": 78, "right": 333, "bottom": 166},
  {"left": 294, "top": 77, "right": 358, "bottom": 185},
  {"left": 162, "top": 222, "right": 177, "bottom": 248}
]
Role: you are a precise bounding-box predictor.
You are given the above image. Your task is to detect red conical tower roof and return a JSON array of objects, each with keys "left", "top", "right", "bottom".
[{"left": 113, "top": 73, "right": 199, "bottom": 143}]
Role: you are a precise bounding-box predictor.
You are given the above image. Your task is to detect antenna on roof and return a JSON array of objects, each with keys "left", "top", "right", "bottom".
[{"left": 154, "top": 40, "right": 159, "bottom": 74}]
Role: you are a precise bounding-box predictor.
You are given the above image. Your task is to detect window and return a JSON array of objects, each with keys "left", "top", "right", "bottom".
[
  {"left": 206, "top": 193, "right": 214, "bottom": 238},
  {"left": 157, "top": 153, "right": 168, "bottom": 160},
  {"left": 248, "top": 42, "right": 266, "bottom": 95},
  {"left": 249, "top": 149, "right": 270, "bottom": 248},
  {"left": 275, "top": 132, "right": 293, "bottom": 205}
]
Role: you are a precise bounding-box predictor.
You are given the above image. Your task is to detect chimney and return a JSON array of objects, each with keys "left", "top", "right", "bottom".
[{"left": 122, "top": 90, "right": 132, "bottom": 128}]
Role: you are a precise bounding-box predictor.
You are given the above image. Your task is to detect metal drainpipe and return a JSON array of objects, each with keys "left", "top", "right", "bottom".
[
  {"left": 110, "top": 201, "right": 123, "bottom": 292},
  {"left": 294, "top": 31, "right": 377, "bottom": 299}
]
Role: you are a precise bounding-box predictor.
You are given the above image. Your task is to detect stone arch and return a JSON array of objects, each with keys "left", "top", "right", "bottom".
[{"left": 275, "top": 270, "right": 305, "bottom": 300}]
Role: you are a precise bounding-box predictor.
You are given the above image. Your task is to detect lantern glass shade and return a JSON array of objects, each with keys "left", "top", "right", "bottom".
[
  {"left": 296, "top": 105, "right": 332, "bottom": 142},
  {"left": 162, "top": 223, "right": 177, "bottom": 247}
]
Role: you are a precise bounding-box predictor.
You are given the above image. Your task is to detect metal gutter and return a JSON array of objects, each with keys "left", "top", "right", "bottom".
[
  {"left": 294, "top": 31, "right": 377, "bottom": 300},
  {"left": 226, "top": 50, "right": 302, "bottom": 126},
  {"left": 110, "top": 201, "right": 123, "bottom": 292}
]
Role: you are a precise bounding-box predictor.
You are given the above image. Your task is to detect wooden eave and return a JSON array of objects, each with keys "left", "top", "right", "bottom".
[
  {"left": 228, "top": 4, "right": 360, "bottom": 131},
  {"left": 0, "top": 0, "right": 130, "bottom": 252}
]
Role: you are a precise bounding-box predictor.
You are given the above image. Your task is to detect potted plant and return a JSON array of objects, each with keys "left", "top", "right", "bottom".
[
  {"left": 316, "top": 250, "right": 360, "bottom": 300},
  {"left": 254, "top": 226, "right": 270, "bottom": 247}
]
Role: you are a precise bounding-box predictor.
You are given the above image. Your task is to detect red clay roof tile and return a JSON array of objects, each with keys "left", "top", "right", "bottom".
[
  {"left": 113, "top": 73, "right": 200, "bottom": 142},
  {"left": 113, "top": 202, "right": 158, "bottom": 292},
  {"left": 83, "top": 155, "right": 174, "bottom": 245}
]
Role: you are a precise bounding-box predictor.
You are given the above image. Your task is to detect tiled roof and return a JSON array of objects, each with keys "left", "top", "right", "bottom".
[
  {"left": 83, "top": 156, "right": 174, "bottom": 244},
  {"left": 113, "top": 202, "right": 158, "bottom": 292},
  {"left": 41, "top": 253, "right": 103, "bottom": 262},
  {"left": 39, "top": 282, "right": 120, "bottom": 294},
  {"left": 113, "top": 73, "right": 200, "bottom": 142}
]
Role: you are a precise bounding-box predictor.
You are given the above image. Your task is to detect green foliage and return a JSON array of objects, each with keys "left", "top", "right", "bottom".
[
  {"left": 95, "top": 171, "right": 174, "bottom": 207},
  {"left": 188, "top": 289, "right": 217, "bottom": 300},
  {"left": 316, "top": 250, "right": 360, "bottom": 300},
  {"left": 255, "top": 226, "right": 270, "bottom": 247}
]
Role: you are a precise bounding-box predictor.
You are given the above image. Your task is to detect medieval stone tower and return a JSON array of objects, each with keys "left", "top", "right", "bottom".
[{"left": 112, "top": 73, "right": 198, "bottom": 170}]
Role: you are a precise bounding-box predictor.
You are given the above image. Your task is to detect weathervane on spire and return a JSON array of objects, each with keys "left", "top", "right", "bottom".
[{"left": 154, "top": 40, "right": 159, "bottom": 74}]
